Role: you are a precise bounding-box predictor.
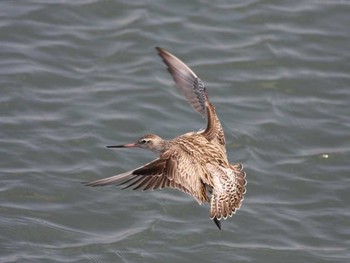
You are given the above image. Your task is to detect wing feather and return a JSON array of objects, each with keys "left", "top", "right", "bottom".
[
  {"left": 156, "top": 47, "right": 207, "bottom": 117},
  {"left": 164, "top": 149, "right": 209, "bottom": 204},
  {"left": 85, "top": 154, "right": 205, "bottom": 202},
  {"left": 156, "top": 47, "right": 226, "bottom": 149}
]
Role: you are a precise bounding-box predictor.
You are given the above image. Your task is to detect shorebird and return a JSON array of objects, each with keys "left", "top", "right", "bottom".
[{"left": 85, "top": 47, "right": 247, "bottom": 230}]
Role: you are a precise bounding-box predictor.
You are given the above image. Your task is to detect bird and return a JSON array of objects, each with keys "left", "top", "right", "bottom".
[{"left": 85, "top": 47, "right": 247, "bottom": 230}]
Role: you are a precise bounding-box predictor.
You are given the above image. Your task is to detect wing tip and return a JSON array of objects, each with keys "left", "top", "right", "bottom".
[
  {"left": 155, "top": 46, "right": 170, "bottom": 59},
  {"left": 155, "top": 46, "right": 163, "bottom": 52},
  {"left": 83, "top": 179, "right": 110, "bottom": 187},
  {"left": 155, "top": 46, "right": 208, "bottom": 117}
]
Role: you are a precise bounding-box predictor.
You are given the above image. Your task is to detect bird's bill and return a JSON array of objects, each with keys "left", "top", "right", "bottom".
[{"left": 106, "top": 143, "right": 138, "bottom": 148}]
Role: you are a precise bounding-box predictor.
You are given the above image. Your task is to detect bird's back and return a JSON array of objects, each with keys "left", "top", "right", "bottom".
[{"left": 170, "top": 132, "right": 246, "bottom": 220}]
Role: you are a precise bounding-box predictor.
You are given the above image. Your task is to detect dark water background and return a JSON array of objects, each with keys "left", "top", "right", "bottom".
[{"left": 1, "top": 0, "right": 349, "bottom": 262}]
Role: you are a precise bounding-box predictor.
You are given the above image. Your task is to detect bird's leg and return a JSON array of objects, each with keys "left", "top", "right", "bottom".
[{"left": 213, "top": 217, "right": 221, "bottom": 230}]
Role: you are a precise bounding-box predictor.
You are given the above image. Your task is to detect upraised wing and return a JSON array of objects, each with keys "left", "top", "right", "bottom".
[
  {"left": 156, "top": 47, "right": 207, "bottom": 117},
  {"left": 156, "top": 47, "right": 226, "bottom": 148}
]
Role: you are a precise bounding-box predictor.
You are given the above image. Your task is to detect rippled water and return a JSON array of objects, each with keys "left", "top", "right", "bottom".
[{"left": 1, "top": 0, "right": 350, "bottom": 262}]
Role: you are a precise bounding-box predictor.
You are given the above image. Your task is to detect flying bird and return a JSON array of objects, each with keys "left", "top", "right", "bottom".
[{"left": 85, "top": 47, "right": 247, "bottom": 230}]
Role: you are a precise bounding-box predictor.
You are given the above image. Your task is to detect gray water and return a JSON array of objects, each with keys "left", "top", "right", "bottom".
[{"left": 1, "top": 0, "right": 349, "bottom": 262}]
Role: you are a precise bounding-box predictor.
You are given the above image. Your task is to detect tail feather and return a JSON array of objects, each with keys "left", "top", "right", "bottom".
[{"left": 207, "top": 163, "right": 247, "bottom": 221}]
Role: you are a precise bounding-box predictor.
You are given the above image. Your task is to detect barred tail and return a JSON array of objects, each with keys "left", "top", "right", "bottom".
[{"left": 207, "top": 163, "right": 247, "bottom": 221}]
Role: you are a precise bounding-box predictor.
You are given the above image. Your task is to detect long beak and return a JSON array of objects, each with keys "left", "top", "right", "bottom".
[{"left": 106, "top": 143, "right": 138, "bottom": 148}]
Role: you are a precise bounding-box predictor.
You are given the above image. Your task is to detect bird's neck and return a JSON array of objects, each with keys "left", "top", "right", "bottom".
[{"left": 154, "top": 139, "right": 171, "bottom": 154}]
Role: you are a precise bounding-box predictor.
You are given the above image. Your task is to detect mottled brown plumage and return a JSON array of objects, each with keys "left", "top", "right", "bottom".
[{"left": 85, "top": 47, "right": 247, "bottom": 230}]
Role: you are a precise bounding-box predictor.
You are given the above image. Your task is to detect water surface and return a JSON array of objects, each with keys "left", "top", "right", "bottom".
[{"left": 1, "top": 0, "right": 349, "bottom": 262}]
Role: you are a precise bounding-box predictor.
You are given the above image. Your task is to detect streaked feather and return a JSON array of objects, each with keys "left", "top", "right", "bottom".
[{"left": 85, "top": 47, "right": 247, "bottom": 230}]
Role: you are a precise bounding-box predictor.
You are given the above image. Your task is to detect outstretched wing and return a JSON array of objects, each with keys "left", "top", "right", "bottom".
[
  {"left": 156, "top": 47, "right": 207, "bottom": 117},
  {"left": 84, "top": 158, "right": 189, "bottom": 193},
  {"left": 156, "top": 47, "right": 226, "bottom": 148},
  {"left": 85, "top": 149, "right": 210, "bottom": 204}
]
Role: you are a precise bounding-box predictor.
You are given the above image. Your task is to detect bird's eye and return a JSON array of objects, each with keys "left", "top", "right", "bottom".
[{"left": 140, "top": 139, "right": 147, "bottom": 144}]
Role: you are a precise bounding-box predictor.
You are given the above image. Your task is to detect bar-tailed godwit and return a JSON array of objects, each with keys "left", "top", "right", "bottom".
[{"left": 85, "top": 47, "right": 247, "bottom": 230}]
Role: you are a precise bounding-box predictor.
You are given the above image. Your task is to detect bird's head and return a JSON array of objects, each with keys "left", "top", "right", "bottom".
[{"left": 107, "top": 134, "right": 166, "bottom": 153}]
